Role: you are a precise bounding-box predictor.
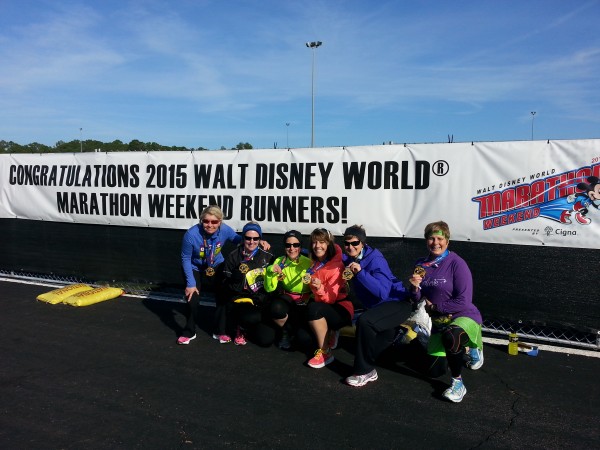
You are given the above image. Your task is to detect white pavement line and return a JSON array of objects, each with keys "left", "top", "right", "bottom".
[
  {"left": 483, "top": 337, "right": 600, "bottom": 358},
  {"left": 1, "top": 277, "right": 63, "bottom": 288}
]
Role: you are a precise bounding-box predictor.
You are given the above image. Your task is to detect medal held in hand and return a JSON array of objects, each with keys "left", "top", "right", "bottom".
[
  {"left": 239, "top": 263, "right": 249, "bottom": 274},
  {"left": 277, "top": 257, "right": 288, "bottom": 281},
  {"left": 342, "top": 267, "right": 354, "bottom": 280},
  {"left": 413, "top": 265, "right": 426, "bottom": 277},
  {"left": 303, "top": 258, "right": 328, "bottom": 285},
  {"left": 205, "top": 267, "right": 215, "bottom": 277}
]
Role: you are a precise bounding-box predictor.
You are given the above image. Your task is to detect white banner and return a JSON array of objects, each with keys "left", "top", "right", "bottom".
[{"left": 2, "top": 139, "right": 600, "bottom": 249}]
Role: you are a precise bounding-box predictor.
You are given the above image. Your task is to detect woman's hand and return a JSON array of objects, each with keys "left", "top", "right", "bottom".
[
  {"left": 185, "top": 286, "right": 199, "bottom": 302},
  {"left": 424, "top": 299, "right": 435, "bottom": 314},
  {"left": 409, "top": 274, "right": 422, "bottom": 291},
  {"left": 311, "top": 277, "right": 322, "bottom": 290},
  {"left": 271, "top": 264, "right": 282, "bottom": 275},
  {"left": 260, "top": 239, "right": 271, "bottom": 251},
  {"left": 347, "top": 262, "right": 362, "bottom": 274}
]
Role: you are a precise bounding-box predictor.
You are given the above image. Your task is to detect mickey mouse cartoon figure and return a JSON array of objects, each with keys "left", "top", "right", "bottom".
[{"left": 562, "top": 176, "right": 600, "bottom": 225}]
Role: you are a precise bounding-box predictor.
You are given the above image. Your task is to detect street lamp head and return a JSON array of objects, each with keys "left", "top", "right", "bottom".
[{"left": 306, "top": 41, "right": 323, "bottom": 48}]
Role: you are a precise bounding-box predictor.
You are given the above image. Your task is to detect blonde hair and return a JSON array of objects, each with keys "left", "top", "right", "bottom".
[{"left": 200, "top": 205, "right": 224, "bottom": 222}]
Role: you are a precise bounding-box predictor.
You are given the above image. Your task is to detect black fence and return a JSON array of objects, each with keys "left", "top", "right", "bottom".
[{"left": 1, "top": 218, "right": 598, "bottom": 337}]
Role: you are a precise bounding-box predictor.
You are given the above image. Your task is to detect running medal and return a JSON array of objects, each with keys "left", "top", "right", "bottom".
[
  {"left": 413, "top": 266, "right": 426, "bottom": 277},
  {"left": 277, "top": 272, "right": 286, "bottom": 281},
  {"left": 304, "top": 258, "right": 328, "bottom": 285},
  {"left": 202, "top": 234, "right": 219, "bottom": 278},
  {"left": 239, "top": 247, "right": 258, "bottom": 275},
  {"left": 342, "top": 267, "right": 354, "bottom": 280},
  {"left": 344, "top": 251, "right": 363, "bottom": 281}
]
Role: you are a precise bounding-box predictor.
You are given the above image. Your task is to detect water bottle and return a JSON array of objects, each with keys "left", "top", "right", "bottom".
[{"left": 508, "top": 332, "right": 519, "bottom": 355}]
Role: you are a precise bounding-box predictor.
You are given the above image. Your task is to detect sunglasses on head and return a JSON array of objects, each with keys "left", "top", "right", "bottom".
[
  {"left": 344, "top": 240, "right": 361, "bottom": 247},
  {"left": 284, "top": 242, "right": 301, "bottom": 248},
  {"left": 244, "top": 236, "right": 260, "bottom": 241},
  {"left": 202, "top": 219, "right": 220, "bottom": 225}
]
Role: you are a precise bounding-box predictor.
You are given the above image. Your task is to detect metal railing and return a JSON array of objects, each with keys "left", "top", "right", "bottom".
[{"left": 3, "top": 268, "right": 598, "bottom": 350}]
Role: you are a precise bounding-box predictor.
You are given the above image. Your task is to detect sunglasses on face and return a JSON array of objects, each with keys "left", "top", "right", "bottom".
[
  {"left": 284, "top": 242, "right": 301, "bottom": 249},
  {"left": 202, "top": 219, "right": 220, "bottom": 225},
  {"left": 244, "top": 236, "right": 260, "bottom": 242},
  {"left": 344, "top": 240, "right": 361, "bottom": 247}
]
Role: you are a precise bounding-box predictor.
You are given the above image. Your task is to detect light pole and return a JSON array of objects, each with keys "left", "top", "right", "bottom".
[
  {"left": 306, "top": 41, "right": 322, "bottom": 148},
  {"left": 80, "top": 128, "right": 83, "bottom": 152},
  {"left": 286, "top": 122, "right": 290, "bottom": 148},
  {"left": 530, "top": 112, "right": 536, "bottom": 140}
]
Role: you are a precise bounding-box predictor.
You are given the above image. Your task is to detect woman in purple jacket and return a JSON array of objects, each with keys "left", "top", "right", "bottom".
[
  {"left": 409, "top": 221, "right": 483, "bottom": 403},
  {"left": 342, "top": 225, "right": 411, "bottom": 388}
]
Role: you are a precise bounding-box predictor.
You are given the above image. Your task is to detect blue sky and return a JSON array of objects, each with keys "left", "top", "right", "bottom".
[{"left": 1, "top": 0, "right": 599, "bottom": 150}]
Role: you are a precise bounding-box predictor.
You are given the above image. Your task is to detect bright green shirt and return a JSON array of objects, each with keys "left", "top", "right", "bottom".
[{"left": 264, "top": 255, "right": 312, "bottom": 295}]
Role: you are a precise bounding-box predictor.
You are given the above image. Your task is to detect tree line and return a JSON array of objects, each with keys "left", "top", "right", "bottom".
[{"left": 0, "top": 139, "right": 253, "bottom": 153}]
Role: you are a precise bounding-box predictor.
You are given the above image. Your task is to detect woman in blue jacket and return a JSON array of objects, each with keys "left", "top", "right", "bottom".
[
  {"left": 342, "top": 225, "right": 411, "bottom": 387},
  {"left": 179, "top": 206, "right": 270, "bottom": 345}
]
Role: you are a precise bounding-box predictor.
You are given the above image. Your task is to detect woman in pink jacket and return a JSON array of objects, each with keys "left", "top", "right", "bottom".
[{"left": 305, "top": 228, "right": 354, "bottom": 368}]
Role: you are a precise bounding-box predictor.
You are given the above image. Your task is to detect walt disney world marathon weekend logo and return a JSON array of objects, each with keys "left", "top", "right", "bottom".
[{"left": 471, "top": 163, "right": 600, "bottom": 230}]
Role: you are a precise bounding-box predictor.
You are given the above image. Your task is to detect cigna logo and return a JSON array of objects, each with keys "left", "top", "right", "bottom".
[{"left": 555, "top": 229, "right": 577, "bottom": 237}]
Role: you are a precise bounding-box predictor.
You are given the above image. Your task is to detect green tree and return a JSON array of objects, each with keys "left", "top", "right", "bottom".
[
  {"left": 233, "top": 142, "right": 253, "bottom": 150},
  {"left": 128, "top": 140, "right": 145, "bottom": 152}
]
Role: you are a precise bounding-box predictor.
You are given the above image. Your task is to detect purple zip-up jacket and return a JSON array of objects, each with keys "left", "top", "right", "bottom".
[{"left": 410, "top": 251, "right": 482, "bottom": 324}]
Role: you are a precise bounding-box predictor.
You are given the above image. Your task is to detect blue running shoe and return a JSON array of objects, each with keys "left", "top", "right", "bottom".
[
  {"left": 443, "top": 377, "right": 467, "bottom": 403},
  {"left": 466, "top": 347, "right": 484, "bottom": 370}
]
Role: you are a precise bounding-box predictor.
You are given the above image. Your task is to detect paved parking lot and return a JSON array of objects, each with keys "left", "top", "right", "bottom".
[{"left": 1, "top": 280, "right": 599, "bottom": 449}]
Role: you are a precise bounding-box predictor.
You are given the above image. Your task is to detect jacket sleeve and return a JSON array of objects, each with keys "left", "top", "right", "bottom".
[
  {"left": 264, "top": 257, "right": 283, "bottom": 293},
  {"left": 354, "top": 254, "right": 393, "bottom": 300},
  {"left": 181, "top": 232, "right": 196, "bottom": 288},
  {"left": 222, "top": 223, "right": 242, "bottom": 245}
]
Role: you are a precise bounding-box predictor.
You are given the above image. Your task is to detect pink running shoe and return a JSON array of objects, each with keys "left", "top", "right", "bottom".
[
  {"left": 212, "top": 334, "right": 232, "bottom": 344},
  {"left": 177, "top": 334, "right": 196, "bottom": 345},
  {"left": 234, "top": 328, "right": 247, "bottom": 346},
  {"left": 307, "top": 348, "right": 334, "bottom": 368}
]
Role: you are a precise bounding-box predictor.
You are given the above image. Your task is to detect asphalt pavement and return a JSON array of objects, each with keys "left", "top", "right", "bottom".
[{"left": 1, "top": 280, "right": 599, "bottom": 449}]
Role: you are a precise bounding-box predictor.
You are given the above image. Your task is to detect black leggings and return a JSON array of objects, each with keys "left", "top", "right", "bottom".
[
  {"left": 230, "top": 301, "right": 276, "bottom": 347},
  {"left": 270, "top": 294, "right": 307, "bottom": 333},
  {"left": 424, "top": 325, "right": 470, "bottom": 378},
  {"left": 305, "top": 301, "right": 352, "bottom": 330},
  {"left": 353, "top": 301, "right": 413, "bottom": 374},
  {"left": 182, "top": 265, "right": 225, "bottom": 337}
]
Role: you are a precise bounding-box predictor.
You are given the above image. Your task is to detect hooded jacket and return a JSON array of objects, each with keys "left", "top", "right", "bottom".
[
  {"left": 309, "top": 244, "right": 353, "bottom": 318},
  {"left": 342, "top": 244, "right": 408, "bottom": 309}
]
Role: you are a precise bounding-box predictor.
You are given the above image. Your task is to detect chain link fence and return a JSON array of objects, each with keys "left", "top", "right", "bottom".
[{"left": 3, "top": 268, "right": 598, "bottom": 351}]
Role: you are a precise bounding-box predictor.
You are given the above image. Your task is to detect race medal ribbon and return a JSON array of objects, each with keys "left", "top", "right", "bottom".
[
  {"left": 239, "top": 248, "right": 258, "bottom": 274},
  {"left": 202, "top": 234, "right": 219, "bottom": 276},
  {"left": 277, "top": 257, "right": 288, "bottom": 281},
  {"left": 303, "top": 258, "right": 328, "bottom": 284},
  {"left": 420, "top": 249, "right": 450, "bottom": 268}
]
